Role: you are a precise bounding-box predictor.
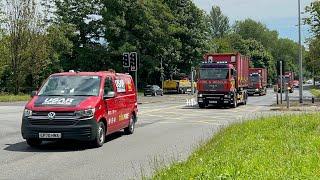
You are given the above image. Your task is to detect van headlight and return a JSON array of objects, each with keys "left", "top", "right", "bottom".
[
  {"left": 198, "top": 94, "right": 203, "bottom": 98},
  {"left": 23, "top": 109, "right": 32, "bottom": 117},
  {"left": 75, "top": 108, "right": 95, "bottom": 118},
  {"left": 224, "top": 94, "right": 230, "bottom": 98}
]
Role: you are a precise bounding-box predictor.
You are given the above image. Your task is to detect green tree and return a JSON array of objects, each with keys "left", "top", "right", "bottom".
[
  {"left": 208, "top": 6, "right": 229, "bottom": 38},
  {"left": 234, "top": 19, "right": 278, "bottom": 51}
]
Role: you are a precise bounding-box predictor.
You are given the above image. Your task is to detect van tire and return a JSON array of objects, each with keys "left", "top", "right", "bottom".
[
  {"left": 124, "top": 115, "right": 135, "bottom": 135},
  {"left": 26, "top": 139, "right": 42, "bottom": 147},
  {"left": 92, "top": 121, "right": 105, "bottom": 148}
]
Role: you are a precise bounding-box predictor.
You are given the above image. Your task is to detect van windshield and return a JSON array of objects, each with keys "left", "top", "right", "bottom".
[
  {"left": 38, "top": 75, "right": 101, "bottom": 96},
  {"left": 200, "top": 68, "right": 229, "bottom": 80}
]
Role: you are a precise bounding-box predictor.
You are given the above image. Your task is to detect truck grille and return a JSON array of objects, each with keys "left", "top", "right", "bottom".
[
  {"left": 29, "top": 111, "right": 78, "bottom": 126},
  {"left": 204, "top": 84, "right": 224, "bottom": 91}
]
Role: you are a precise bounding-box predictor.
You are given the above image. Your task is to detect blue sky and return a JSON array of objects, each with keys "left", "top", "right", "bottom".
[{"left": 193, "top": 0, "right": 313, "bottom": 43}]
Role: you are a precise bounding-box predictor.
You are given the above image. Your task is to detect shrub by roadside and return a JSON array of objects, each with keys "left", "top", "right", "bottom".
[
  {"left": 310, "top": 88, "right": 320, "bottom": 98},
  {"left": 153, "top": 114, "right": 320, "bottom": 179},
  {"left": 0, "top": 94, "right": 30, "bottom": 102}
]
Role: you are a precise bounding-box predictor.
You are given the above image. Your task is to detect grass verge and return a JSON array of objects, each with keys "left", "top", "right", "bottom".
[
  {"left": 0, "top": 94, "right": 30, "bottom": 102},
  {"left": 153, "top": 114, "right": 320, "bottom": 179},
  {"left": 310, "top": 88, "right": 320, "bottom": 98}
]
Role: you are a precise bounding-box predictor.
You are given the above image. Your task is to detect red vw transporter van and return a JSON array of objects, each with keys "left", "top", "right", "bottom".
[{"left": 21, "top": 71, "right": 138, "bottom": 148}]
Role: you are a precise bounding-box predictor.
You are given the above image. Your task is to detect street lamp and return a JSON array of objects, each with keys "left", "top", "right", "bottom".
[{"left": 298, "top": 0, "right": 303, "bottom": 103}]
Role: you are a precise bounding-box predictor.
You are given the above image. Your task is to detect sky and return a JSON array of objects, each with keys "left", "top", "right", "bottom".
[{"left": 193, "top": 0, "right": 314, "bottom": 43}]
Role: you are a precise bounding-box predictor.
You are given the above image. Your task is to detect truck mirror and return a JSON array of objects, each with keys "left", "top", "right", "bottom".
[{"left": 104, "top": 91, "right": 115, "bottom": 99}]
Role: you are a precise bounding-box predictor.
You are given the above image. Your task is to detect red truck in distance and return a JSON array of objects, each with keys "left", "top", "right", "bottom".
[
  {"left": 197, "top": 53, "right": 249, "bottom": 108},
  {"left": 278, "top": 71, "right": 294, "bottom": 93},
  {"left": 248, "top": 68, "right": 267, "bottom": 96}
]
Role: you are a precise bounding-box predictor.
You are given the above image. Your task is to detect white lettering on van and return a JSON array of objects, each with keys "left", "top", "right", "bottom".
[{"left": 42, "top": 98, "right": 74, "bottom": 105}]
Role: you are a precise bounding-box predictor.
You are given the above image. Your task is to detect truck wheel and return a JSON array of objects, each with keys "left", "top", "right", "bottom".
[
  {"left": 243, "top": 94, "right": 247, "bottom": 105},
  {"left": 199, "top": 103, "right": 205, "bottom": 109},
  {"left": 124, "top": 115, "right": 136, "bottom": 135},
  {"left": 26, "top": 139, "right": 42, "bottom": 147},
  {"left": 92, "top": 121, "right": 105, "bottom": 148},
  {"left": 230, "top": 94, "right": 237, "bottom": 108}
]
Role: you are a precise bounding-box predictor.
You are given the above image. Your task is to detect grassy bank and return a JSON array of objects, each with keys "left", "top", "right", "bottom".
[
  {"left": 0, "top": 94, "right": 30, "bottom": 102},
  {"left": 153, "top": 114, "right": 320, "bottom": 179},
  {"left": 310, "top": 88, "right": 320, "bottom": 98}
]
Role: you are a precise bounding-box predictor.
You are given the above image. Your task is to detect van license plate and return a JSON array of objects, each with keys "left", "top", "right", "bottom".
[
  {"left": 209, "top": 101, "right": 217, "bottom": 104},
  {"left": 39, "top": 133, "right": 61, "bottom": 139}
]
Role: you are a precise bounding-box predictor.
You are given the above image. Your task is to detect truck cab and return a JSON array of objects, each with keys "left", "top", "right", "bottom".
[
  {"left": 21, "top": 71, "right": 138, "bottom": 148},
  {"left": 248, "top": 68, "right": 267, "bottom": 96},
  {"left": 197, "top": 53, "right": 249, "bottom": 108},
  {"left": 277, "top": 72, "right": 294, "bottom": 93},
  {"left": 197, "top": 64, "right": 238, "bottom": 108}
]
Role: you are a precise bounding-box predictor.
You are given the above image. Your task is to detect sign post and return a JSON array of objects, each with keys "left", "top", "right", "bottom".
[{"left": 280, "top": 61, "right": 283, "bottom": 104}]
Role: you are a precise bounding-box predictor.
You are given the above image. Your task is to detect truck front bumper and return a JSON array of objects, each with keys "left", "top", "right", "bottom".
[
  {"left": 198, "top": 93, "right": 235, "bottom": 106},
  {"left": 21, "top": 117, "right": 99, "bottom": 141},
  {"left": 247, "top": 88, "right": 262, "bottom": 95}
]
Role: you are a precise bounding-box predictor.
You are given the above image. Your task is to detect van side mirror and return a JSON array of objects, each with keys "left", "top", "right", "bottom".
[
  {"left": 31, "top": 91, "right": 37, "bottom": 97},
  {"left": 104, "top": 91, "right": 115, "bottom": 99}
]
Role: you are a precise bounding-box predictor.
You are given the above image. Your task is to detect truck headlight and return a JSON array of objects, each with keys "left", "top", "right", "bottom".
[
  {"left": 224, "top": 94, "right": 230, "bottom": 98},
  {"left": 198, "top": 94, "right": 203, "bottom": 98},
  {"left": 255, "top": 89, "right": 259, "bottom": 91},
  {"left": 23, "top": 109, "right": 32, "bottom": 117},
  {"left": 75, "top": 108, "right": 95, "bottom": 118}
]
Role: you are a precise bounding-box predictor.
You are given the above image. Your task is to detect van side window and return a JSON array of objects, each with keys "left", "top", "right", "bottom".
[{"left": 104, "top": 77, "right": 114, "bottom": 95}]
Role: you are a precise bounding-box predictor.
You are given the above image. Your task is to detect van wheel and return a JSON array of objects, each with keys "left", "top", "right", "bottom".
[
  {"left": 92, "top": 121, "right": 105, "bottom": 148},
  {"left": 124, "top": 115, "right": 135, "bottom": 135},
  {"left": 26, "top": 139, "right": 42, "bottom": 147}
]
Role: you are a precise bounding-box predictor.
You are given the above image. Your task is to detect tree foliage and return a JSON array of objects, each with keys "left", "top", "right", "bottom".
[
  {"left": 0, "top": 2, "right": 309, "bottom": 92},
  {"left": 208, "top": 6, "right": 229, "bottom": 38}
]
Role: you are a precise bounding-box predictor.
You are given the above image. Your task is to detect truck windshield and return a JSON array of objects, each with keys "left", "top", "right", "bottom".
[
  {"left": 284, "top": 77, "right": 290, "bottom": 83},
  {"left": 250, "top": 74, "right": 260, "bottom": 82},
  {"left": 38, "top": 75, "right": 101, "bottom": 96},
  {"left": 200, "top": 68, "right": 229, "bottom": 80}
]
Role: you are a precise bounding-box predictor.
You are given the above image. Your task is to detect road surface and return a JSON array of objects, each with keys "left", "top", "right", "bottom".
[{"left": 0, "top": 87, "right": 310, "bottom": 179}]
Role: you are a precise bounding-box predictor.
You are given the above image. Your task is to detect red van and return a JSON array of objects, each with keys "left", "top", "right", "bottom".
[{"left": 21, "top": 71, "right": 138, "bottom": 148}]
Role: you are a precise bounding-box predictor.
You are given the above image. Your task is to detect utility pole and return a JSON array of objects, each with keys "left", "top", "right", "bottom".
[
  {"left": 191, "top": 67, "right": 195, "bottom": 95},
  {"left": 161, "top": 58, "right": 164, "bottom": 90},
  {"left": 280, "top": 61, "right": 283, "bottom": 104},
  {"left": 298, "top": 0, "right": 303, "bottom": 103}
]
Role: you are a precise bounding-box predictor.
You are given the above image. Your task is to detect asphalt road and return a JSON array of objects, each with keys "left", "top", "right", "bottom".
[{"left": 0, "top": 88, "right": 310, "bottom": 179}]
